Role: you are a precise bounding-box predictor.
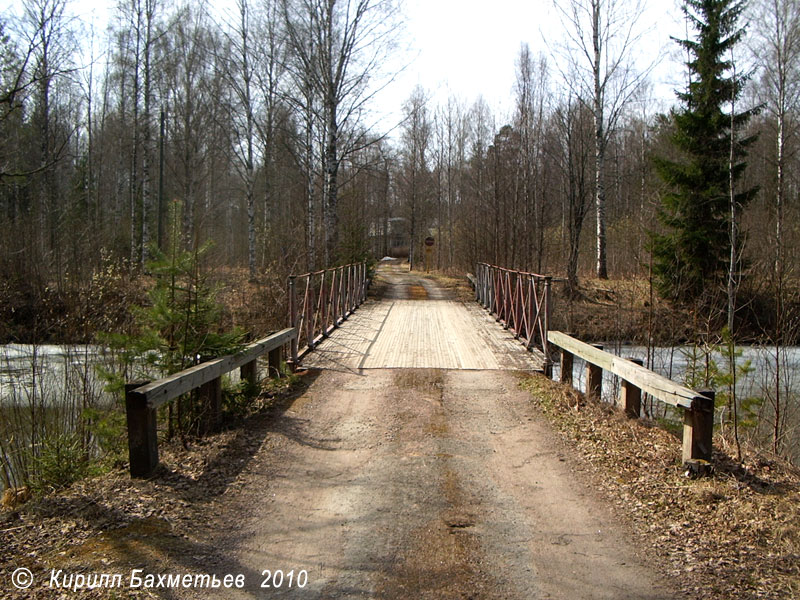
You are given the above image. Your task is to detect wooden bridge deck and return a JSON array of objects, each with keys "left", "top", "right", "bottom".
[{"left": 301, "top": 264, "right": 547, "bottom": 372}]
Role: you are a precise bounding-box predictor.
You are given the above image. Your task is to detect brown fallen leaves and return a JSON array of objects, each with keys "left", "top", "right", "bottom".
[
  {"left": 520, "top": 373, "right": 800, "bottom": 600},
  {"left": 0, "top": 374, "right": 307, "bottom": 599}
]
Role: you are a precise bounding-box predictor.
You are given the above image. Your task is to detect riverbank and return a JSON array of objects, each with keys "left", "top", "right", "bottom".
[
  {"left": 520, "top": 374, "right": 800, "bottom": 600},
  {"left": 1, "top": 368, "right": 797, "bottom": 599},
  {"left": 0, "top": 372, "right": 308, "bottom": 598},
  {"left": 3, "top": 261, "right": 794, "bottom": 347},
  {"left": 0, "top": 265, "right": 288, "bottom": 346},
  {"left": 549, "top": 276, "right": 797, "bottom": 345}
]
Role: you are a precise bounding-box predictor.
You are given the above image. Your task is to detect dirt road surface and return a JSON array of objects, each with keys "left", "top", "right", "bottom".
[{"left": 182, "top": 267, "right": 677, "bottom": 599}]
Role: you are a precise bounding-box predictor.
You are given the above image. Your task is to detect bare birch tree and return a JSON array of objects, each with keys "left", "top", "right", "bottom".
[
  {"left": 551, "top": 0, "right": 653, "bottom": 279},
  {"left": 749, "top": 0, "right": 800, "bottom": 455},
  {"left": 164, "top": 3, "right": 215, "bottom": 245},
  {"left": 749, "top": 0, "right": 800, "bottom": 275},
  {"left": 399, "top": 85, "right": 430, "bottom": 271},
  {"left": 514, "top": 44, "right": 550, "bottom": 273},
  {"left": 253, "top": 0, "right": 286, "bottom": 265},
  {"left": 283, "top": 0, "right": 399, "bottom": 266},
  {"left": 554, "top": 95, "right": 593, "bottom": 294},
  {"left": 218, "top": 0, "right": 260, "bottom": 279}
]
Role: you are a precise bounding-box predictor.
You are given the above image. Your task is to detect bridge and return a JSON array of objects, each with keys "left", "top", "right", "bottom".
[
  {"left": 124, "top": 260, "right": 713, "bottom": 599},
  {"left": 299, "top": 261, "right": 549, "bottom": 372}
]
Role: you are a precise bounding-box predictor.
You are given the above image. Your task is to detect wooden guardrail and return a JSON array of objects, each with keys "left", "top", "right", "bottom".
[
  {"left": 288, "top": 262, "right": 368, "bottom": 364},
  {"left": 548, "top": 331, "right": 715, "bottom": 466},
  {"left": 125, "top": 328, "right": 297, "bottom": 478},
  {"left": 475, "top": 263, "right": 552, "bottom": 366}
]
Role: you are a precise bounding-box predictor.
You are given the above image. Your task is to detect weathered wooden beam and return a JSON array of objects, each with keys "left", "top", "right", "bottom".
[
  {"left": 620, "top": 357, "right": 643, "bottom": 418},
  {"left": 134, "top": 328, "right": 296, "bottom": 409},
  {"left": 547, "top": 331, "right": 699, "bottom": 409},
  {"left": 682, "top": 390, "right": 715, "bottom": 464},
  {"left": 125, "top": 382, "right": 158, "bottom": 478}
]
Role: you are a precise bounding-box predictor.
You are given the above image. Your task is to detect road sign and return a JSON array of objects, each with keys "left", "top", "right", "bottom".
[{"left": 424, "top": 236, "right": 435, "bottom": 247}]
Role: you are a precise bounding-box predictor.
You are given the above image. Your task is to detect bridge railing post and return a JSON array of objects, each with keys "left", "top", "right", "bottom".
[
  {"left": 512, "top": 271, "right": 522, "bottom": 337},
  {"left": 241, "top": 359, "right": 258, "bottom": 386},
  {"left": 289, "top": 276, "right": 297, "bottom": 363},
  {"left": 320, "top": 271, "right": 329, "bottom": 338},
  {"left": 343, "top": 265, "right": 348, "bottom": 313},
  {"left": 490, "top": 267, "right": 496, "bottom": 313},
  {"left": 347, "top": 265, "right": 356, "bottom": 313},
  {"left": 306, "top": 279, "right": 316, "bottom": 350},
  {"left": 683, "top": 390, "right": 715, "bottom": 464},
  {"left": 199, "top": 375, "right": 223, "bottom": 434},
  {"left": 268, "top": 347, "right": 282, "bottom": 378},
  {"left": 125, "top": 381, "right": 158, "bottom": 478},
  {"left": 586, "top": 344, "right": 603, "bottom": 400},
  {"left": 360, "top": 262, "right": 366, "bottom": 304},
  {"left": 339, "top": 265, "right": 345, "bottom": 317},
  {"left": 475, "top": 264, "right": 481, "bottom": 303},
  {"left": 543, "top": 276, "right": 552, "bottom": 358},
  {"left": 619, "top": 358, "right": 643, "bottom": 418},
  {"left": 481, "top": 264, "right": 489, "bottom": 308},
  {"left": 481, "top": 264, "right": 487, "bottom": 307},
  {"left": 332, "top": 268, "right": 340, "bottom": 328},
  {"left": 560, "top": 348, "right": 573, "bottom": 385}
]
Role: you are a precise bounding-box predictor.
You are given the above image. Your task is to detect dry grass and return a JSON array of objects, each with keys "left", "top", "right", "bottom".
[
  {"left": 551, "top": 277, "right": 693, "bottom": 343},
  {"left": 520, "top": 374, "right": 800, "bottom": 600},
  {"left": 211, "top": 266, "right": 287, "bottom": 338},
  {"left": 420, "top": 270, "right": 478, "bottom": 302}
]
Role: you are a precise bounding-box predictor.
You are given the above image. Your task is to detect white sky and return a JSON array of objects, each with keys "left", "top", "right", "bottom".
[
  {"left": 378, "top": 0, "right": 688, "bottom": 130},
  {"left": 7, "top": 0, "right": 689, "bottom": 134}
]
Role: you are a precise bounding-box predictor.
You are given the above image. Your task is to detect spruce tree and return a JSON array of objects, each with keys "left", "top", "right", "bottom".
[{"left": 650, "top": 0, "right": 758, "bottom": 302}]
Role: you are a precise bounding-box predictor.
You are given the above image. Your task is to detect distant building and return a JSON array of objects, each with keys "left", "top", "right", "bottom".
[{"left": 371, "top": 217, "right": 409, "bottom": 258}]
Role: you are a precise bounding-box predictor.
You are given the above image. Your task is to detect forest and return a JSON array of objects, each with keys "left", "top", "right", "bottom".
[{"left": 1, "top": 0, "right": 799, "bottom": 470}]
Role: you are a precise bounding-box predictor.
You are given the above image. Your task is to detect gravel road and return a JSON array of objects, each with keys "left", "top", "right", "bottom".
[
  {"left": 185, "top": 365, "right": 676, "bottom": 599},
  {"left": 178, "top": 268, "right": 677, "bottom": 599}
]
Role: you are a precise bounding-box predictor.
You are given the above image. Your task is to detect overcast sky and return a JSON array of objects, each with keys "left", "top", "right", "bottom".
[
  {"left": 379, "top": 0, "right": 687, "bottom": 129},
  {"left": 7, "top": 0, "right": 689, "bottom": 134}
]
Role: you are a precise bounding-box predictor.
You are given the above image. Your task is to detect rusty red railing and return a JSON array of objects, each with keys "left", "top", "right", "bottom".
[
  {"left": 288, "top": 262, "right": 368, "bottom": 363},
  {"left": 475, "top": 263, "right": 552, "bottom": 360}
]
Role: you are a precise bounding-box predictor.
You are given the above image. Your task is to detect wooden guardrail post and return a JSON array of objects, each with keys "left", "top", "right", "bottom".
[
  {"left": 199, "top": 376, "right": 222, "bottom": 434},
  {"left": 620, "top": 358, "right": 643, "bottom": 418},
  {"left": 586, "top": 344, "right": 603, "bottom": 400},
  {"left": 240, "top": 359, "right": 257, "bottom": 386},
  {"left": 125, "top": 328, "right": 297, "bottom": 478},
  {"left": 560, "top": 348, "right": 574, "bottom": 385},
  {"left": 125, "top": 382, "right": 158, "bottom": 478},
  {"left": 268, "top": 346, "right": 282, "bottom": 378},
  {"left": 683, "top": 390, "right": 715, "bottom": 464}
]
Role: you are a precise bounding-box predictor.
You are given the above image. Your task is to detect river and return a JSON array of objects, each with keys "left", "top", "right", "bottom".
[
  {"left": 1, "top": 344, "right": 110, "bottom": 406},
  {"left": 2, "top": 342, "right": 798, "bottom": 490},
  {"left": 554, "top": 343, "right": 800, "bottom": 403}
]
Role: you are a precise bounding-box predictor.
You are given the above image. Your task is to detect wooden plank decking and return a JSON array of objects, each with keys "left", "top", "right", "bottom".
[{"left": 301, "top": 265, "right": 547, "bottom": 372}]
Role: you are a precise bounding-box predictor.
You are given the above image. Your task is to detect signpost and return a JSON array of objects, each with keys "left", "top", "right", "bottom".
[{"left": 424, "top": 236, "right": 434, "bottom": 272}]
